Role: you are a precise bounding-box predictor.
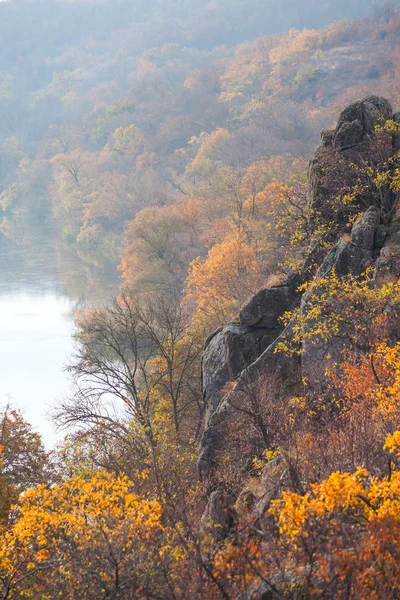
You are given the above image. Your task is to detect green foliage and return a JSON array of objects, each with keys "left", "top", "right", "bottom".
[
  {"left": 106, "top": 99, "right": 136, "bottom": 119},
  {"left": 0, "top": 406, "right": 52, "bottom": 523},
  {"left": 49, "top": 70, "right": 77, "bottom": 96},
  {"left": 293, "top": 64, "right": 322, "bottom": 85}
]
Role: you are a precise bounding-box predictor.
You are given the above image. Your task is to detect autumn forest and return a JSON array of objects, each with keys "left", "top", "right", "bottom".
[{"left": 1, "top": 0, "right": 400, "bottom": 598}]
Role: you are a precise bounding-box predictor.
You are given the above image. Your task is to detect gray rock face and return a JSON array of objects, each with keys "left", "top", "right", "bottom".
[
  {"left": 364, "top": 95, "right": 393, "bottom": 120},
  {"left": 301, "top": 207, "right": 380, "bottom": 387},
  {"left": 198, "top": 97, "right": 398, "bottom": 484},
  {"left": 351, "top": 207, "right": 380, "bottom": 250},
  {"left": 199, "top": 325, "right": 301, "bottom": 480},
  {"left": 202, "top": 278, "right": 300, "bottom": 429},
  {"left": 202, "top": 324, "right": 275, "bottom": 426},
  {"left": 307, "top": 146, "right": 329, "bottom": 216},
  {"left": 199, "top": 202, "right": 384, "bottom": 479},
  {"left": 334, "top": 119, "right": 365, "bottom": 151},
  {"left": 320, "top": 129, "right": 334, "bottom": 147},
  {"left": 239, "top": 280, "right": 299, "bottom": 327},
  {"left": 199, "top": 204, "right": 383, "bottom": 480},
  {"left": 374, "top": 224, "right": 388, "bottom": 251},
  {"left": 333, "top": 95, "right": 392, "bottom": 151},
  {"left": 316, "top": 238, "right": 370, "bottom": 279},
  {"left": 314, "top": 206, "right": 380, "bottom": 279},
  {"left": 376, "top": 245, "right": 400, "bottom": 282}
]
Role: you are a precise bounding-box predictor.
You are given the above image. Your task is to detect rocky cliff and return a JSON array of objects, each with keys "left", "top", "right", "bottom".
[{"left": 199, "top": 95, "right": 400, "bottom": 486}]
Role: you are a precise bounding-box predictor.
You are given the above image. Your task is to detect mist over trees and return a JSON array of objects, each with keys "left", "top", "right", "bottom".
[{"left": 0, "top": 0, "right": 398, "bottom": 279}]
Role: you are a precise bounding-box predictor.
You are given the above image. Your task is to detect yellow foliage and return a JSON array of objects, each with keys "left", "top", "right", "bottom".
[
  {"left": 0, "top": 471, "right": 163, "bottom": 598},
  {"left": 269, "top": 436, "right": 400, "bottom": 597},
  {"left": 383, "top": 431, "right": 400, "bottom": 457},
  {"left": 277, "top": 269, "right": 400, "bottom": 355}
]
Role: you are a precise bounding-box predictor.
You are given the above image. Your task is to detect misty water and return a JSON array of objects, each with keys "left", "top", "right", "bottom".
[{"left": 0, "top": 222, "right": 118, "bottom": 447}]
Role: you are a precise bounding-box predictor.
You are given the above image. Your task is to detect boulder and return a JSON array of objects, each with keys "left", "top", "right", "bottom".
[
  {"left": 333, "top": 95, "right": 392, "bottom": 151},
  {"left": 351, "top": 206, "right": 380, "bottom": 250},
  {"left": 310, "top": 206, "right": 379, "bottom": 279},
  {"left": 315, "top": 238, "right": 371, "bottom": 279},
  {"left": 239, "top": 278, "right": 300, "bottom": 328},
  {"left": 334, "top": 119, "right": 364, "bottom": 151}
]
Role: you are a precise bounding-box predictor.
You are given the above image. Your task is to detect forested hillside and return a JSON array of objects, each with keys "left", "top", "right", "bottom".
[
  {"left": 0, "top": 0, "right": 398, "bottom": 281},
  {"left": 1, "top": 1, "right": 400, "bottom": 598}
]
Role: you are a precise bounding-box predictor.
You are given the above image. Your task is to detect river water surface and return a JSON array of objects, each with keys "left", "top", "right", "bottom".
[{"left": 0, "top": 223, "right": 118, "bottom": 447}]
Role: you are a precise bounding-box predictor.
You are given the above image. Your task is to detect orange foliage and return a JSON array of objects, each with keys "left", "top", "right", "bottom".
[{"left": 185, "top": 227, "right": 267, "bottom": 329}]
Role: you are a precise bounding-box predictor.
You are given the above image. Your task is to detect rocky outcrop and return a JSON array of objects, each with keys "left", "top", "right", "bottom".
[
  {"left": 308, "top": 95, "right": 395, "bottom": 218},
  {"left": 301, "top": 206, "right": 380, "bottom": 386},
  {"left": 202, "top": 278, "right": 301, "bottom": 428},
  {"left": 199, "top": 207, "right": 383, "bottom": 480},
  {"left": 351, "top": 206, "right": 381, "bottom": 251},
  {"left": 199, "top": 324, "right": 301, "bottom": 480},
  {"left": 202, "top": 324, "right": 270, "bottom": 424},
  {"left": 239, "top": 278, "right": 300, "bottom": 327},
  {"left": 333, "top": 95, "right": 392, "bottom": 152},
  {"left": 199, "top": 96, "right": 399, "bottom": 483},
  {"left": 315, "top": 206, "right": 380, "bottom": 279}
]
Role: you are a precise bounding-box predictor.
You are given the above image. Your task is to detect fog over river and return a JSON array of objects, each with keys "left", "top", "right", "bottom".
[{"left": 0, "top": 222, "right": 118, "bottom": 447}]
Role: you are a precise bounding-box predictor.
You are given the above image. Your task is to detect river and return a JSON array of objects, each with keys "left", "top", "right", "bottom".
[{"left": 0, "top": 222, "right": 119, "bottom": 448}]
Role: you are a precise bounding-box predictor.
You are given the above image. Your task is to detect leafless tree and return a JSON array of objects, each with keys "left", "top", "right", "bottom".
[{"left": 53, "top": 293, "right": 204, "bottom": 444}]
